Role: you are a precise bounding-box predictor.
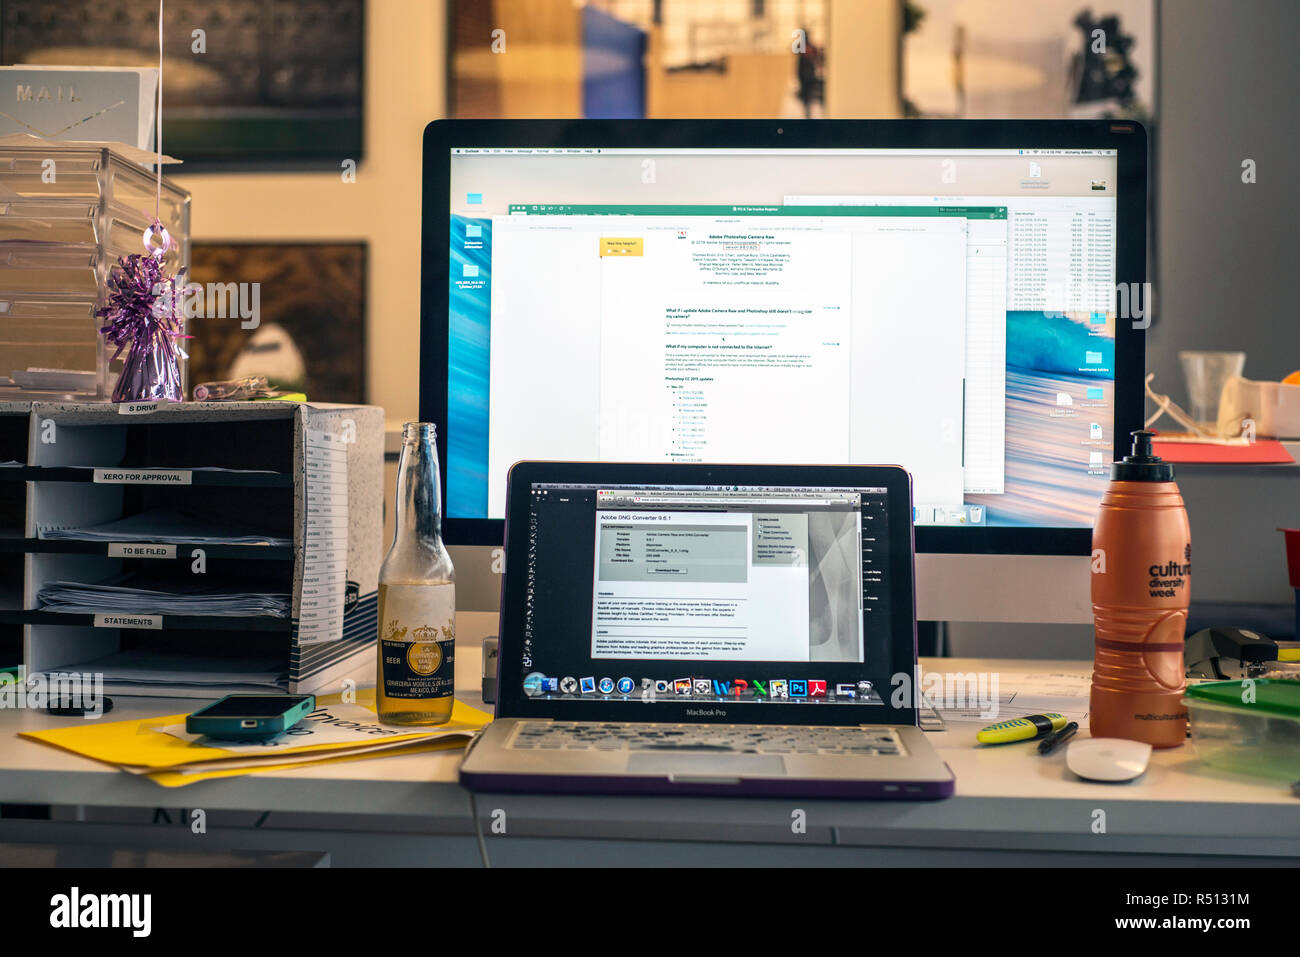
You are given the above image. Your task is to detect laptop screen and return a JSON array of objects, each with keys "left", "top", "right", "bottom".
[{"left": 517, "top": 480, "right": 899, "bottom": 714}]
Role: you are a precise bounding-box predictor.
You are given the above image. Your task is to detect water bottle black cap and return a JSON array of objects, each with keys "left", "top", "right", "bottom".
[{"left": 1111, "top": 429, "right": 1175, "bottom": 482}]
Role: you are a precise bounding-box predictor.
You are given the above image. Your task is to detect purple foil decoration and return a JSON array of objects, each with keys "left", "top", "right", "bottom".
[{"left": 96, "top": 249, "right": 189, "bottom": 403}]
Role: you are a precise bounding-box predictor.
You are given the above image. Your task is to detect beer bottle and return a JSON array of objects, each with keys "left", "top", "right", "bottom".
[{"left": 377, "top": 423, "right": 455, "bottom": 724}]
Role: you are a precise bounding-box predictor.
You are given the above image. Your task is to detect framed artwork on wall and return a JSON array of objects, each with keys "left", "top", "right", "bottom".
[
  {"left": 187, "top": 242, "right": 367, "bottom": 403},
  {"left": 0, "top": 0, "right": 364, "bottom": 170}
]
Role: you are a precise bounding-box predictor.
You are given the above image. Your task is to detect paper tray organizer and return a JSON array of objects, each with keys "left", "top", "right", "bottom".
[{"left": 0, "top": 400, "right": 382, "bottom": 697}]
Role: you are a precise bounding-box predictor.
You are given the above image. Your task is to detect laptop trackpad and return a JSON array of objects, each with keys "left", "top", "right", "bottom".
[{"left": 628, "top": 753, "right": 785, "bottom": 777}]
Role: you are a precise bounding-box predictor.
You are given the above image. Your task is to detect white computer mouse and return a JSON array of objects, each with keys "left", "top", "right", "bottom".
[{"left": 1066, "top": 737, "right": 1152, "bottom": 782}]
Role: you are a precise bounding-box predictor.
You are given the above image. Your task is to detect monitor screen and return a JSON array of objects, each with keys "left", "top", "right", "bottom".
[
  {"left": 428, "top": 123, "right": 1143, "bottom": 550},
  {"left": 517, "top": 480, "right": 894, "bottom": 711}
]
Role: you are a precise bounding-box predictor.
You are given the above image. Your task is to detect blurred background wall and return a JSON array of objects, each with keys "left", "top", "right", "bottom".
[
  {"left": 6, "top": 0, "right": 1296, "bottom": 629},
  {"left": 9, "top": 0, "right": 1296, "bottom": 424}
]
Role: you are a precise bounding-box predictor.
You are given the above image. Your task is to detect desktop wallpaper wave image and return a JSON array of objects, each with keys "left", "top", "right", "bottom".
[
  {"left": 448, "top": 217, "right": 492, "bottom": 517},
  {"left": 968, "top": 310, "right": 1115, "bottom": 527}
]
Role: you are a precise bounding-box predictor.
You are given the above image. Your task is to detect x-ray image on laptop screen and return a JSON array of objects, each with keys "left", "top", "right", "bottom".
[{"left": 520, "top": 482, "right": 895, "bottom": 708}]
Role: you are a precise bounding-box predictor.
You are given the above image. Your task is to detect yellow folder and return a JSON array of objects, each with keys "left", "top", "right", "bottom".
[
  {"left": 21, "top": 692, "right": 491, "bottom": 786},
  {"left": 145, "top": 737, "right": 474, "bottom": 787}
]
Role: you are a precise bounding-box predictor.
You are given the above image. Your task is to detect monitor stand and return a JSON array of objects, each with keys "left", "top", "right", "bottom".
[{"left": 916, "top": 554, "right": 1093, "bottom": 624}]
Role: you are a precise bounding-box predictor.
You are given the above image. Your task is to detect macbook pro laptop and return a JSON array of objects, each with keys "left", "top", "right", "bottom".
[{"left": 460, "top": 461, "right": 955, "bottom": 799}]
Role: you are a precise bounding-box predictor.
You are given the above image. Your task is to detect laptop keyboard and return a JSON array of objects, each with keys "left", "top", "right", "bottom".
[{"left": 507, "top": 722, "right": 903, "bottom": 756}]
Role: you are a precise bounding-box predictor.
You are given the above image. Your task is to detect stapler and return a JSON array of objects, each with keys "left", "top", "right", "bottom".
[{"left": 1184, "top": 627, "right": 1279, "bottom": 679}]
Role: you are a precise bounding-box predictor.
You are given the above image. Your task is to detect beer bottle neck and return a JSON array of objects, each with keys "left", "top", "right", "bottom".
[{"left": 394, "top": 423, "right": 443, "bottom": 547}]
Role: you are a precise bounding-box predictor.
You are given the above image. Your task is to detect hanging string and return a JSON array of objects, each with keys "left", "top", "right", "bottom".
[
  {"left": 142, "top": 0, "right": 171, "bottom": 260},
  {"left": 155, "top": 0, "right": 163, "bottom": 224},
  {"left": 97, "top": 0, "right": 185, "bottom": 403}
]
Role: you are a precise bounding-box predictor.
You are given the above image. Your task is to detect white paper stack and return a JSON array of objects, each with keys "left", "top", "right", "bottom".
[
  {"left": 38, "top": 574, "right": 291, "bottom": 619},
  {"left": 39, "top": 507, "right": 291, "bottom": 547},
  {"left": 60, "top": 648, "right": 289, "bottom": 697}
]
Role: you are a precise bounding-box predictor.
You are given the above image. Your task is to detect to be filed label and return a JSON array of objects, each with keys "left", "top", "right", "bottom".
[{"left": 107, "top": 542, "right": 177, "bottom": 559}]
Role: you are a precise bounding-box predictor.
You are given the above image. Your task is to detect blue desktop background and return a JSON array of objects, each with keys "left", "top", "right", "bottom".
[{"left": 448, "top": 216, "right": 492, "bottom": 517}]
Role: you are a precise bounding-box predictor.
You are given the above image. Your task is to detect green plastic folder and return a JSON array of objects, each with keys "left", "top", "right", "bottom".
[{"left": 1185, "top": 679, "right": 1300, "bottom": 717}]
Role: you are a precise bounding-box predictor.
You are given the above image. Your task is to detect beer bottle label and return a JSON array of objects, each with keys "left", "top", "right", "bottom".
[{"left": 378, "top": 583, "right": 456, "bottom": 700}]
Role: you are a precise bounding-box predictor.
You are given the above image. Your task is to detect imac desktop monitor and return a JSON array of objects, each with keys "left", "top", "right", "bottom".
[{"left": 420, "top": 120, "right": 1147, "bottom": 564}]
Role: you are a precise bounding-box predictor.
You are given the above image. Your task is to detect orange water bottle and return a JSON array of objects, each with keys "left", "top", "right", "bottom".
[{"left": 1090, "top": 430, "right": 1190, "bottom": 747}]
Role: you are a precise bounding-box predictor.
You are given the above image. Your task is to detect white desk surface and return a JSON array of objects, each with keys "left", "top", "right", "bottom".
[{"left": 2, "top": 612, "right": 1297, "bottom": 858}]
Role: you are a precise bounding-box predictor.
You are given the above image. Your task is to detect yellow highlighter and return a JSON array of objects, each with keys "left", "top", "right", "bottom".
[{"left": 977, "top": 713, "right": 1069, "bottom": 745}]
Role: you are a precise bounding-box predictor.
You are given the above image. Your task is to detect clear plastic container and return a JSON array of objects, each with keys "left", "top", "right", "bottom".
[
  {"left": 1178, "top": 350, "right": 1246, "bottom": 427},
  {"left": 0, "top": 146, "right": 190, "bottom": 400},
  {"left": 1184, "top": 679, "right": 1300, "bottom": 780}
]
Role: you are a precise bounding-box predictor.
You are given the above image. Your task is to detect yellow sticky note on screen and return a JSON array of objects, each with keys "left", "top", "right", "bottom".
[{"left": 599, "top": 237, "right": 643, "bottom": 257}]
